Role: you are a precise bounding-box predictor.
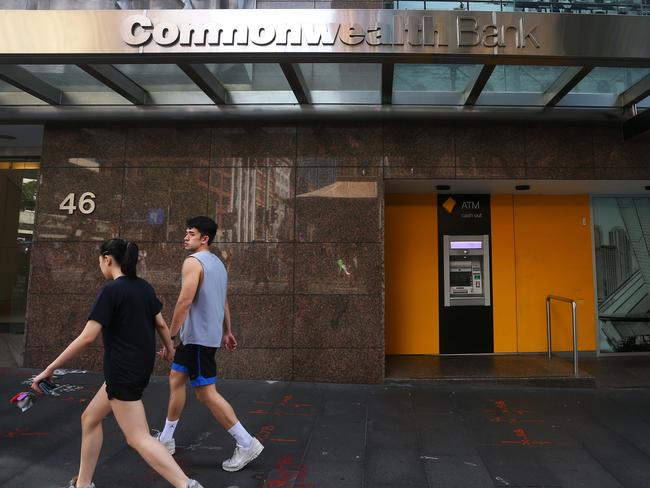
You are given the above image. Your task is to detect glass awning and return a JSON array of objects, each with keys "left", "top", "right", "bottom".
[
  {"left": 1, "top": 61, "right": 648, "bottom": 108},
  {"left": 0, "top": 60, "right": 648, "bottom": 132}
]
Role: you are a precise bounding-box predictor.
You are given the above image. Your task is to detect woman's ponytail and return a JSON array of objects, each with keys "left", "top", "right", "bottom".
[
  {"left": 122, "top": 241, "right": 139, "bottom": 279},
  {"left": 99, "top": 238, "right": 139, "bottom": 278}
]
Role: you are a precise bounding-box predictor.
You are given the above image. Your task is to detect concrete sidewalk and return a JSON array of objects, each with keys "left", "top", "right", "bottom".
[{"left": 2, "top": 367, "right": 650, "bottom": 488}]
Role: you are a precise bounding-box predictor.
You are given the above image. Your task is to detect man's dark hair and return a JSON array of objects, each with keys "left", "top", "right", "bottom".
[{"left": 187, "top": 216, "right": 218, "bottom": 245}]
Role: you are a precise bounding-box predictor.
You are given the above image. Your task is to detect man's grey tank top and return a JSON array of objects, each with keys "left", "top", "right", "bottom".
[{"left": 180, "top": 250, "right": 227, "bottom": 348}]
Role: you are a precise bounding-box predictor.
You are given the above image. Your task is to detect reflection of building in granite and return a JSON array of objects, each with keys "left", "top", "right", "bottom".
[{"left": 211, "top": 166, "right": 291, "bottom": 242}]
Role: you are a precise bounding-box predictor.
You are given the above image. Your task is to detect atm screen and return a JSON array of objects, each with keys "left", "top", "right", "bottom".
[
  {"left": 450, "top": 241, "right": 482, "bottom": 249},
  {"left": 450, "top": 271, "right": 472, "bottom": 287}
]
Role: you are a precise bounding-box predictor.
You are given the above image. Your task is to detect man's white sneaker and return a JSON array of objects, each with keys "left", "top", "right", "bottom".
[
  {"left": 154, "top": 433, "right": 176, "bottom": 455},
  {"left": 221, "top": 437, "right": 264, "bottom": 472},
  {"left": 186, "top": 480, "right": 204, "bottom": 488}
]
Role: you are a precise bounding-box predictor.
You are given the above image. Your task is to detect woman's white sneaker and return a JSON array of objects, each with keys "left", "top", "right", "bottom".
[{"left": 221, "top": 437, "right": 264, "bottom": 472}]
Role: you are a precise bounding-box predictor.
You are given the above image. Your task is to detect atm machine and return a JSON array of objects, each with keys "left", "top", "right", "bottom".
[{"left": 443, "top": 235, "right": 491, "bottom": 307}]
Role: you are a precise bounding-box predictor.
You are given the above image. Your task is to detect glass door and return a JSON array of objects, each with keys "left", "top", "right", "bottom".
[
  {"left": 593, "top": 197, "right": 650, "bottom": 354},
  {"left": 0, "top": 162, "right": 39, "bottom": 366}
]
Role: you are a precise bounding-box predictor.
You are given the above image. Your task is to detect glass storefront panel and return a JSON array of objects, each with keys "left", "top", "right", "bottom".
[
  {"left": 593, "top": 197, "right": 650, "bottom": 354},
  {"left": 0, "top": 162, "right": 39, "bottom": 366}
]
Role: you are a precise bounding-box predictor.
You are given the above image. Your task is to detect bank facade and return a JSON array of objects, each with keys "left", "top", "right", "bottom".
[{"left": 0, "top": 1, "right": 649, "bottom": 383}]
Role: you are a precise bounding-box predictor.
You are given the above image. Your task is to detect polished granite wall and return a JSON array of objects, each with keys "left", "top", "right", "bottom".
[
  {"left": 23, "top": 122, "right": 649, "bottom": 384},
  {"left": 24, "top": 123, "right": 385, "bottom": 383}
]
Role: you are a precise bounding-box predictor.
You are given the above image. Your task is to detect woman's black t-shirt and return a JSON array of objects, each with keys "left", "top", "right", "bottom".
[{"left": 88, "top": 276, "right": 162, "bottom": 384}]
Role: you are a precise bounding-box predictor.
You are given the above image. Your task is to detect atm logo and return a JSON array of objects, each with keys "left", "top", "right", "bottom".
[{"left": 442, "top": 196, "right": 457, "bottom": 214}]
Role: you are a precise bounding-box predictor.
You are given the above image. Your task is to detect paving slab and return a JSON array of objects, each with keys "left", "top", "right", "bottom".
[{"left": 3, "top": 367, "right": 650, "bottom": 488}]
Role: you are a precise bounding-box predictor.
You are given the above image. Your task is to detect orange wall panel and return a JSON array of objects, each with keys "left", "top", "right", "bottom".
[
  {"left": 491, "top": 195, "right": 518, "bottom": 352},
  {"left": 385, "top": 194, "right": 439, "bottom": 355},
  {"left": 513, "top": 195, "right": 596, "bottom": 352}
]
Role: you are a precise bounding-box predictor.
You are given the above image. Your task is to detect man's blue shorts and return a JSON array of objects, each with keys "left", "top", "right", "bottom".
[{"left": 171, "top": 343, "right": 218, "bottom": 387}]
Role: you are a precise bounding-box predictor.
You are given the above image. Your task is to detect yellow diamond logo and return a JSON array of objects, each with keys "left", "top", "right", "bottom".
[{"left": 442, "top": 196, "right": 456, "bottom": 214}]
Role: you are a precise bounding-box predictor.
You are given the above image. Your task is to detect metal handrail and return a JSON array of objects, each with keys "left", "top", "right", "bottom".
[{"left": 546, "top": 295, "right": 579, "bottom": 376}]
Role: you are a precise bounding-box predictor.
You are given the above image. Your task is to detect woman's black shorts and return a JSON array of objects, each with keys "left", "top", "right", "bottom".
[{"left": 105, "top": 379, "right": 149, "bottom": 401}]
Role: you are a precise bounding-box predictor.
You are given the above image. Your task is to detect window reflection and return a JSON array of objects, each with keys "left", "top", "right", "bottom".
[
  {"left": 593, "top": 197, "right": 650, "bottom": 353},
  {"left": 210, "top": 167, "right": 293, "bottom": 242}
]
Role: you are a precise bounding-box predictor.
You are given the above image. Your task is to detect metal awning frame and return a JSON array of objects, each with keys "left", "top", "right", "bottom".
[{"left": 0, "top": 52, "right": 648, "bottom": 137}]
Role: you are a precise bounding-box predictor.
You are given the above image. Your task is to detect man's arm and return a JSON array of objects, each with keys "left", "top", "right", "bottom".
[
  {"left": 31, "top": 320, "right": 102, "bottom": 392},
  {"left": 222, "top": 297, "right": 238, "bottom": 351},
  {"left": 169, "top": 257, "right": 202, "bottom": 339}
]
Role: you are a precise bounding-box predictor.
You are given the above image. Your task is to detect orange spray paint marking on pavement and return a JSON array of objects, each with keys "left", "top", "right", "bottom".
[
  {"left": 257, "top": 425, "right": 275, "bottom": 442},
  {"left": 1, "top": 427, "right": 48, "bottom": 438}
]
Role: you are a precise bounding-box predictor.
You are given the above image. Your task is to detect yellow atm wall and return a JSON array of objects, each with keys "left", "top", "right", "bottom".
[
  {"left": 385, "top": 195, "right": 438, "bottom": 355},
  {"left": 511, "top": 195, "right": 596, "bottom": 352},
  {"left": 386, "top": 193, "right": 597, "bottom": 355}
]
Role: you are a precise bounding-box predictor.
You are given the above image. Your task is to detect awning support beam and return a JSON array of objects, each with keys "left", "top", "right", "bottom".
[
  {"left": 0, "top": 65, "right": 62, "bottom": 105},
  {"left": 78, "top": 64, "right": 148, "bottom": 105},
  {"left": 382, "top": 63, "right": 394, "bottom": 105},
  {"left": 623, "top": 107, "right": 650, "bottom": 140},
  {"left": 464, "top": 65, "right": 495, "bottom": 106},
  {"left": 616, "top": 73, "right": 650, "bottom": 108},
  {"left": 542, "top": 66, "right": 592, "bottom": 107},
  {"left": 178, "top": 63, "right": 228, "bottom": 105},
  {"left": 280, "top": 63, "right": 309, "bottom": 105}
]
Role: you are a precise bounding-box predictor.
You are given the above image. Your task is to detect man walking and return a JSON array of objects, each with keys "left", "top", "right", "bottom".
[{"left": 156, "top": 216, "right": 263, "bottom": 472}]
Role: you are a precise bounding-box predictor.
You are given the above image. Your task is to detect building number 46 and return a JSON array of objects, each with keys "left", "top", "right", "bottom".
[{"left": 59, "top": 192, "right": 96, "bottom": 215}]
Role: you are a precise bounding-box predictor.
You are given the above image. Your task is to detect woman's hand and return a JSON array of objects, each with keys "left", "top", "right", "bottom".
[
  {"left": 158, "top": 346, "right": 175, "bottom": 361},
  {"left": 31, "top": 368, "right": 54, "bottom": 394}
]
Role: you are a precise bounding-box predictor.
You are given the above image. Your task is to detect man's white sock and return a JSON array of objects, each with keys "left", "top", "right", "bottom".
[
  {"left": 159, "top": 419, "right": 178, "bottom": 443},
  {"left": 227, "top": 421, "right": 253, "bottom": 448}
]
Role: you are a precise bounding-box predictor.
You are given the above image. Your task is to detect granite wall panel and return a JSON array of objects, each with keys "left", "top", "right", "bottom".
[
  {"left": 29, "top": 241, "right": 105, "bottom": 295},
  {"left": 35, "top": 167, "right": 124, "bottom": 242},
  {"left": 209, "top": 166, "right": 295, "bottom": 243},
  {"left": 456, "top": 123, "right": 526, "bottom": 171},
  {"left": 525, "top": 124, "right": 595, "bottom": 178},
  {"left": 296, "top": 168, "right": 382, "bottom": 243},
  {"left": 228, "top": 294, "right": 293, "bottom": 348},
  {"left": 41, "top": 126, "right": 126, "bottom": 169},
  {"left": 297, "top": 124, "right": 383, "bottom": 168},
  {"left": 120, "top": 166, "right": 209, "bottom": 243},
  {"left": 294, "top": 295, "right": 383, "bottom": 348},
  {"left": 24, "top": 294, "right": 98, "bottom": 349},
  {"left": 29, "top": 121, "right": 648, "bottom": 384},
  {"left": 293, "top": 348, "right": 384, "bottom": 383},
  {"left": 383, "top": 122, "right": 455, "bottom": 169},
  {"left": 211, "top": 126, "right": 296, "bottom": 167},
  {"left": 124, "top": 126, "right": 210, "bottom": 168},
  {"left": 215, "top": 348, "right": 293, "bottom": 380},
  {"left": 294, "top": 243, "right": 383, "bottom": 295},
  {"left": 214, "top": 243, "right": 294, "bottom": 294}
]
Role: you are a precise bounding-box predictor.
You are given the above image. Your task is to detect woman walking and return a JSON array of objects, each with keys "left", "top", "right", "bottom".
[{"left": 31, "top": 238, "right": 203, "bottom": 488}]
